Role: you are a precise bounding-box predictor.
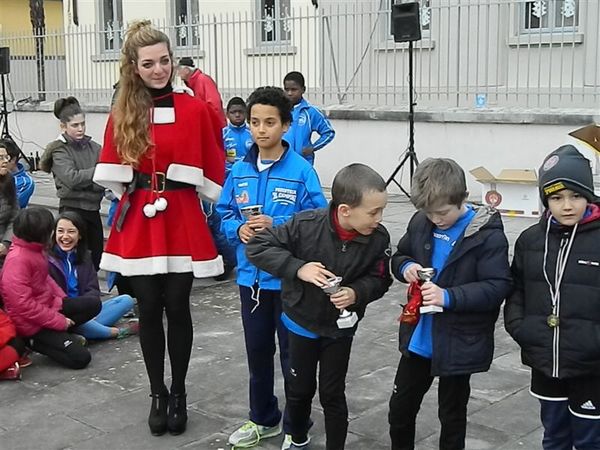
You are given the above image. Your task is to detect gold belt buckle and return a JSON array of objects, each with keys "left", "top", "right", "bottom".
[{"left": 155, "top": 172, "right": 166, "bottom": 193}]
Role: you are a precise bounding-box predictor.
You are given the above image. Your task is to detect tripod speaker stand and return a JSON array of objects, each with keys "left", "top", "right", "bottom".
[
  {"left": 0, "top": 47, "right": 35, "bottom": 168},
  {"left": 385, "top": 2, "right": 422, "bottom": 197},
  {"left": 1, "top": 47, "right": 10, "bottom": 140}
]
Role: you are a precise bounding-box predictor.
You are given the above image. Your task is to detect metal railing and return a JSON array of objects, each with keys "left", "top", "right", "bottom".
[{"left": 0, "top": 0, "right": 598, "bottom": 110}]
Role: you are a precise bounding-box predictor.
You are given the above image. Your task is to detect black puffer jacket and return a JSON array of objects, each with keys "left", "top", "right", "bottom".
[
  {"left": 246, "top": 205, "right": 393, "bottom": 338},
  {"left": 504, "top": 206, "right": 600, "bottom": 379},
  {"left": 392, "top": 205, "right": 512, "bottom": 376}
]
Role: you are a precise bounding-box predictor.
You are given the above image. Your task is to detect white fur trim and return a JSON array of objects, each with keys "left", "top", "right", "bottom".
[
  {"left": 151, "top": 107, "right": 175, "bottom": 124},
  {"left": 197, "top": 178, "right": 222, "bottom": 203},
  {"left": 166, "top": 163, "right": 204, "bottom": 186},
  {"left": 93, "top": 163, "right": 133, "bottom": 198},
  {"left": 173, "top": 85, "right": 195, "bottom": 97},
  {"left": 100, "top": 253, "right": 224, "bottom": 278}
]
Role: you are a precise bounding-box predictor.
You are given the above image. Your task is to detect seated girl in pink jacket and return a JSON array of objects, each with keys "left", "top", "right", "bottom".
[{"left": 0, "top": 207, "right": 101, "bottom": 369}]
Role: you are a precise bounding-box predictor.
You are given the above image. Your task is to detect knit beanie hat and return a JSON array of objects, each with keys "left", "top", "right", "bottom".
[{"left": 538, "top": 144, "right": 596, "bottom": 206}]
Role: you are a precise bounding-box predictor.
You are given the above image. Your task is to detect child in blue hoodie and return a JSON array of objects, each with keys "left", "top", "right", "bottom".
[
  {"left": 222, "top": 96, "right": 253, "bottom": 177},
  {"left": 282, "top": 71, "right": 335, "bottom": 165},
  {"left": 217, "top": 86, "right": 327, "bottom": 449}
]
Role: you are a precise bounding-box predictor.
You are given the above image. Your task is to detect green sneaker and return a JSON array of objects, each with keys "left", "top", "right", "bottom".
[{"left": 228, "top": 420, "right": 282, "bottom": 448}]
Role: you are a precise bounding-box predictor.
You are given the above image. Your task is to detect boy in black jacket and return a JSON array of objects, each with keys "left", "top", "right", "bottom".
[
  {"left": 388, "top": 158, "right": 512, "bottom": 450},
  {"left": 246, "top": 163, "right": 392, "bottom": 450},
  {"left": 505, "top": 145, "right": 600, "bottom": 449}
]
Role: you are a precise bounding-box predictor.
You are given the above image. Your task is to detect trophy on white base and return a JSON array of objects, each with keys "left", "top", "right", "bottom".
[
  {"left": 418, "top": 268, "right": 444, "bottom": 314},
  {"left": 240, "top": 204, "right": 263, "bottom": 219},
  {"left": 322, "top": 276, "right": 358, "bottom": 329}
]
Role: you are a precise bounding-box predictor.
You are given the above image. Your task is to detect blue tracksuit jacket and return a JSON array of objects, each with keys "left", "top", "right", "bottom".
[
  {"left": 282, "top": 98, "right": 335, "bottom": 165},
  {"left": 216, "top": 142, "right": 327, "bottom": 290},
  {"left": 222, "top": 123, "right": 254, "bottom": 173},
  {"left": 13, "top": 162, "right": 35, "bottom": 208}
]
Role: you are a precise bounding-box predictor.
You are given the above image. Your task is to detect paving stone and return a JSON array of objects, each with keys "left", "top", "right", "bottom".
[
  {"left": 1, "top": 414, "right": 102, "bottom": 450},
  {"left": 469, "top": 387, "right": 541, "bottom": 437},
  {"left": 0, "top": 179, "right": 544, "bottom": 449}
]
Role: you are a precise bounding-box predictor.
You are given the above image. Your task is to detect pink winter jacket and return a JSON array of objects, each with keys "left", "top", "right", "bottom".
[
  {"left": 0, "top": 237, "right": 67, "bottom": 337},
  {"left": 185, "top": 69, "right": 227, "bottom": 127}
]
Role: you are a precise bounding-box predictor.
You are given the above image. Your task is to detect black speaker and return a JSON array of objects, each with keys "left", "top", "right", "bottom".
[
  {"left": 0, "top": 47, "right": 9, "bottom": 75},
  {"left": 392, "top": 2, "right": 421, "bottom": 43}
]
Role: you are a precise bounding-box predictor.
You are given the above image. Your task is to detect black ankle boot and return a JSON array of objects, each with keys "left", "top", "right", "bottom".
[
  {"left": 148, "top": 392, "right": 168, "bottom": 436},
  {"left": 167, "top": 392, "right": 188, "bottom": 435}
]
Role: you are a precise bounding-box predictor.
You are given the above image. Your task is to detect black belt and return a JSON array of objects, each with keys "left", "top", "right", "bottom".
[
  {"left": 114, "top": 172, "right": 193, "bottom": 232},
  {"left": 134, "top": 172, "right": 193, "bottom": 192}
]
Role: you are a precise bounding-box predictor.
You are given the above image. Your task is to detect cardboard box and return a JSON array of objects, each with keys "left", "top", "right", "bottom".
[{"left": 470, "top": 167, "right": 542, "bottom": 217}]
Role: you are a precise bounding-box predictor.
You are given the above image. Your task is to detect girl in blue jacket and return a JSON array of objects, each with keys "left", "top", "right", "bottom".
[{"left": 48, "top": 211, "right": 138, "bottom": 340}]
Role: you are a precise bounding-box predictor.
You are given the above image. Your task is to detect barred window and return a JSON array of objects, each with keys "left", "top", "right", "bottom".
[
  {"left": 258, "top": 0, "right": 291, "bottom": 44},
  {"left": 521, "top": 0, "right": 578, "bottom": 33},
  {"left": 175, "top": 0, "right": 200, "bottom": 47},
  {"left": 101, "top": 0, "right": 123, "bottom": 51}
]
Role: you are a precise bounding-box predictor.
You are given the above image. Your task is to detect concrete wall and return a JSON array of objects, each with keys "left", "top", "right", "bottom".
[
  {"left": 8, "top": 109, "right": 598, "bottom": 200},
  {"left": 314, "top": 119, "right": 599, "bottom": 197}
]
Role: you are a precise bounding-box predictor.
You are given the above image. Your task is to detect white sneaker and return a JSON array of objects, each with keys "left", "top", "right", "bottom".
[
  {"left": 281, "top": 434, "right": 310, "bottom": 450},
  {"left": 281, "top": 434, "right": 293, "bottom": 450},
  {"left": 228, "top": 420, "right": 282, "bottom": 447}
]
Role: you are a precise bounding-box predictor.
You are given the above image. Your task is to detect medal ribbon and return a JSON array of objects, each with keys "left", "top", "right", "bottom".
[{"left": 542, "top": 218, "right": 578, "bottom": 322}]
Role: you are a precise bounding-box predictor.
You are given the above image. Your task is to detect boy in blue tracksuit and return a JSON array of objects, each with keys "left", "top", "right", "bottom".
[
  {"left": 217, "top": 86, "right": 327, "bottom": 449},
  {"left": 282, "top": 71, "right": 335, "bottom": 165},
  {"left": 222, "top": 96, "right": 254, "bottom": 177}
]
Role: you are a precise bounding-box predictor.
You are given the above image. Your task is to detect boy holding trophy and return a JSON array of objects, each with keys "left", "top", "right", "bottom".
[
  {"left": 388, "top": 158, "right": 512, "bottom": 450},
  {"left": 247, "top": 163, "right": 392, "bottom": 449}
]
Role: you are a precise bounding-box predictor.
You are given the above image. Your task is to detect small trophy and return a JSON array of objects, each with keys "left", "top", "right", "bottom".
[
  {"left": 322, "top": 276, "right": 358, "bottom": 329},
  {"left": 240, "top": 204, "right": 262, "bottom": 219},
  {"left": 418, "top": 268, "right": 444, "bottom": 314}
]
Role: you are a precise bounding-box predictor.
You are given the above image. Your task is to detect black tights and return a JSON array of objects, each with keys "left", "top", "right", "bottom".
[{"left": 128, "top": 273, "right": 194, "bottom": 395}]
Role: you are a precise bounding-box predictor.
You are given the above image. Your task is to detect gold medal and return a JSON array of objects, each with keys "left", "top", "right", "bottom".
[{"left": 547, "top": 314, "right": 560, "bottom": 328}]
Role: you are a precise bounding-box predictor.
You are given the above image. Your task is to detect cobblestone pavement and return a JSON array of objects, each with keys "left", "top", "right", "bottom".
[{"left": 0, "top": 172, "right": 542, "bottom": 449}]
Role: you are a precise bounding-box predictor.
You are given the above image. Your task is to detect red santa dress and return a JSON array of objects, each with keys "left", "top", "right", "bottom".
[{"left": 93, "top": 86, "right": 225, "bottom": 278}]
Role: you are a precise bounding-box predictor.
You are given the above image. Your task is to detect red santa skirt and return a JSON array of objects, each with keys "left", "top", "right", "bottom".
[{"left": 100, "top": 186, "right": 223, "bottom": 278}]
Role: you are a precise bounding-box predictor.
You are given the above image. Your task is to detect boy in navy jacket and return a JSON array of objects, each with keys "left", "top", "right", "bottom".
[
  {"left": 388, "top": 158, "right": 512, "bottom": 450},
  {"left": 247, "top": 163, "right": 392, "bottom": 450},
  {"left": 217, "top": 86, "right": 327, "bottom": 448},
  {"left": 505, "top": 145, "right": 600, "bottom": 449},
  {"left": 282, "top": 71, "right": 335, "bottom": 165}
]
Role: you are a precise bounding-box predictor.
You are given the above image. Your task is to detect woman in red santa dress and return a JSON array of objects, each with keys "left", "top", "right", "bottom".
[{"left": 92, "top": 20, "right": 225, "bottom": 437}]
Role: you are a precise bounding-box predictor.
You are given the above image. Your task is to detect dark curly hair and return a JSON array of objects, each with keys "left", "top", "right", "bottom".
[{"left": 246, "top": 86, "right": 292, "bottom": 125}]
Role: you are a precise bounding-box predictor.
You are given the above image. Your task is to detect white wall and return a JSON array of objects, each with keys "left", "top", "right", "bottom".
[
  {"left": 314, "top": 119, "right": 599, "bottom": 197},
  {"left": 9, "top": 111, "right": 597, "bottom": 199}
]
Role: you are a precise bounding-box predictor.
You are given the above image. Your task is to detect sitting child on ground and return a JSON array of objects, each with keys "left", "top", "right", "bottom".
[
  {"left": 0, "top": 207, "right": 101, "bottom": 369},
  {"left": 48, "top": 211, "right": 138, "bottom": 340}
]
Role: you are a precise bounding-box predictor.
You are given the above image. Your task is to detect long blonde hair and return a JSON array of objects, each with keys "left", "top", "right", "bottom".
[{"left": 113, "top": 20, "right": 173, "bottom": 166}]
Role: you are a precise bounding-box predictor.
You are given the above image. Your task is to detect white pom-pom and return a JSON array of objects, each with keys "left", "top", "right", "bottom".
[
  {"left": 154, "top": 197, "right": 168, "bottom": 211},
  {"left": 143, "top": 203, "right": 157, "bottom": 218}
]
